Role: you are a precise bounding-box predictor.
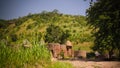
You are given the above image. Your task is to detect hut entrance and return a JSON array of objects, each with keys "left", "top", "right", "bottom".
[
  {"left": 67, "top": 46, "right": 72, "bottom": 51},
  {"left": 66, "top": 40, "right": 73, "bottom": 57}
]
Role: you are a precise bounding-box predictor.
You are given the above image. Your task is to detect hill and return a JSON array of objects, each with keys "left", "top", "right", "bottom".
[
  {"left": 0, "top": 10, "right": 94, "bottom": 68},
  {"left": 0, "top": 10, "right": 94, "bottom": 51}
]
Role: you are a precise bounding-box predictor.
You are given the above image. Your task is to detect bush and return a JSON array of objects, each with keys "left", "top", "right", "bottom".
[
  {"left": 87, "top": 52, "right": 95, "bottom": 59},
  {"left": 10, "top": 34, "right": 18, "bottom": 42},
  {"left": 45, "top": 24, "right": 70, "bottom": 44}
]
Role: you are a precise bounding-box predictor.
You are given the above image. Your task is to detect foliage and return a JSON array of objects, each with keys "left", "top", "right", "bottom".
[
  {"left": 86, "top": 0, "right": 120, "bottom": 58},
  {"left": 0, "top": 10, "right": 94, "bottom": 52},
  {"left": 45, "top": 24, "right": 70, "bottom": 44},
  {"left": 0, "top": 41, "right": 50, "bottom": 68},
  {"left": 0, "top": 19, "right": 8, "bottom": 28},
  {"left": 10, "top": 34, "right": 18, "bottom": 42},
  {"left": 61, "top": 30, "right": 71, "bottom": 43},
  {"left": 0, "top": 9, "right": 96, "bottom": 67},
  {"left": 87, "top": 52, "right": 95, "bottom": 59},
  {"left": 73, "top": 42, "right": 93, "bottom": 51},
  {"left": 0, "top": 10, "right": 92, "bottom": 44}
]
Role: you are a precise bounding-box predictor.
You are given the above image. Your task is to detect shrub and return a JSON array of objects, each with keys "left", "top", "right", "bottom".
[
  {"left": 10, "top": 34, "right": 18, "bottom": 42},
  {"left": 45, "top": 24, "right": 70, "bottom": 44},
  {"left": 87, "top": 52, "right": 95, "bottom": 59},
  {"left": 26, "top": 22, "right": 38, "bottom": 30}
]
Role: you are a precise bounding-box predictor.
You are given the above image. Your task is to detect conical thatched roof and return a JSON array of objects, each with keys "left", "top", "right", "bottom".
[{"left": 66, "top": 40, "right": 72, "bottom": 46}]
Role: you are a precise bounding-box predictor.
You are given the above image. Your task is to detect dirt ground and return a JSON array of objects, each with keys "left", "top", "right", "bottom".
[{"left": 59, "top": 60, "right": 120, "bottom": 68}]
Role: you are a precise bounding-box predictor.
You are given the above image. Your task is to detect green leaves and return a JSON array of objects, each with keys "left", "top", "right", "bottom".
[
  {"left": 45, "top": 24, "right": 70, "bottom": 44},
  {"left": 87, "top": 0, "right": 120, "bottom": 58}
]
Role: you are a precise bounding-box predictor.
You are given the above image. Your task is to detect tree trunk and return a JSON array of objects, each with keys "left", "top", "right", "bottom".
[
  {"left": 109, "top": 49, "right": 114, "bottom": 60},
  {"left": 119, "top": 49, "right": 120, "bottom": 60}
]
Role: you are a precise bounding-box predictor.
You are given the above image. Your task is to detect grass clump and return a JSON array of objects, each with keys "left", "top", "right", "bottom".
[
  {"left": 0, "top": 41, "right": 50, "bottom": 68},
  {"left": 0, "top": 41, "right": 74, "bottom": 68}
]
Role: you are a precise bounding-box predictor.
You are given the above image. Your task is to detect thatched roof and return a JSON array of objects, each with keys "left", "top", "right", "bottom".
[{"left": 66, "top": 40, "right": 72, "bottom": 46}]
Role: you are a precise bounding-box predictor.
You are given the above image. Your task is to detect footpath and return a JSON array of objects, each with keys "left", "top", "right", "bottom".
[{"left": 59, "top": 59, "right": 120, "bottom": 68}]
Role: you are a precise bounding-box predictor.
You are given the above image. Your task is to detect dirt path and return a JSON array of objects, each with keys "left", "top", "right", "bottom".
[{"left": 59, "top": 60, "right": 120, "bottom": 68}]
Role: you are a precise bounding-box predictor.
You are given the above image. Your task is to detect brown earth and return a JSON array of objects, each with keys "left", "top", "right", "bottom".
[{"left": 59, "top": 60, "right": 120, "bottom": 68}]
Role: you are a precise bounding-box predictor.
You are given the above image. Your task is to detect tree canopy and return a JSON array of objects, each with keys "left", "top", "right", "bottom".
[
  {"left": 86, "top": 0, "right": 120, "bottom": 58},
  {"left": 45, "top": 24, "right": 70, "bottom": 44}
]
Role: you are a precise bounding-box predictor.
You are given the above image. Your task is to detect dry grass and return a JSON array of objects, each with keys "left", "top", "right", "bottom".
[{"left": 73, "top": 42, "right": 93, "bottom": 51}]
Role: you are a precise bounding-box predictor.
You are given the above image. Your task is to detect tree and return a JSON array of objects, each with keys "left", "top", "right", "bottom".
[
  {"left": 86, "top": 0, "right": 120, "bottom": 59},
  {"left": 45, "top": 24, "right": 70, "bottom": 44},
  {"left": 0, "top": 19, "right": 8, "bottom": 28}
]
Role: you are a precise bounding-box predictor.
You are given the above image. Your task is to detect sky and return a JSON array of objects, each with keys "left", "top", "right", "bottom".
[{"left": 0, "top": 0, "right": 91, "bottom": 20}]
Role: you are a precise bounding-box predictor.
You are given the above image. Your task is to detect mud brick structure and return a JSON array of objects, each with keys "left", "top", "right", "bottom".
[
  {"left": 48, "top": 41, "right": 87, "bottom": 59},
  {"left": 48, "top": 43, "right": 61, "bottom": 58},
  {"left": 48, "top": 40, "right": 73, "bottom": 58}
]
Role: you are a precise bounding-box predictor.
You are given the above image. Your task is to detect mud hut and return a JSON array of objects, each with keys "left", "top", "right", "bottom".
[{"left": 65, "top": 40, "right": 73, "bottom": 57}]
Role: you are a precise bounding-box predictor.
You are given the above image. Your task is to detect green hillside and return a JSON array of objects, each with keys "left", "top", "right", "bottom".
[
  {"left": 0, "top": 10, "right": 94, "bottom": 51},
  {"left": 0, "top": 10, "right": 94, "bottom": 68}
]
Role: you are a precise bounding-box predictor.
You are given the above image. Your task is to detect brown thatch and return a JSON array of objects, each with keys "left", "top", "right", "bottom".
[{"left": 66, "top": 40, "right": 72, "bottom": 46}]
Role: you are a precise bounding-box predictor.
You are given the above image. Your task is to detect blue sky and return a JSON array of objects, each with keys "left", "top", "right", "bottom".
[{"left": 0, "top": 0, "right": 90, "bottom": 20}]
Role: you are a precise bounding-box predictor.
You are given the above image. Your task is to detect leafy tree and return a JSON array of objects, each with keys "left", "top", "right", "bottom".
[
  {"left": 45, "top": 24, "right": 70, "bottom": 44},
  {"left": 0, "top": 19, "right": 8, "bottom": 28},
  {"left": 86, "top": 0, "right": 120, "bottom": 59},
  {"left": 52, "top": 9, "right": 59, "bottom": 14},
  {"left": 61, "top": 30, "right": 70, "bottom": 43}
]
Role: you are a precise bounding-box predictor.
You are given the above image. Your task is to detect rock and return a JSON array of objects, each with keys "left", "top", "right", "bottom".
[{"left": 23, "top": 39, "right": 32, "bottom": 48}]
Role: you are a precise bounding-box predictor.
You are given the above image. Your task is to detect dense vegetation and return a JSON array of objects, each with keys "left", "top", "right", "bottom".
[
  {"left": 0, "top": 10, "right": 93, "bottom": 50},
  {"left": 0, "top": 10, "right": 93, "bottom": 67},
  {"left": 45, "top": 24, "right": 70, "bottom": 44},
  {"left": 87, "top": 0, "right": 120, "bottom": 59},
  {"left": 0, "top": 41, "right": 50, "bottom": 68}
]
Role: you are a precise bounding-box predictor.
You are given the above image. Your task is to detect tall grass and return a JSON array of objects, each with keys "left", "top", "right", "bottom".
[
  {"left": 0, "top": 41, "right": 74, "bottom": 68},
  {"left": 73, "top": 42, "right": 93, "bottom": 51},
  {"left": 0, "top": 41, "right": 50, "bottom": 68}
]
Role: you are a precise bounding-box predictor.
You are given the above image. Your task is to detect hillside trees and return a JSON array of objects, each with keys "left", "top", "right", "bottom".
[
  {"left": 0, "top": 19, "right": 8, "bottom": 28},
  {"left": 86, "top": 0, "right": 120, "bottom": 58},
  {"left": 45, "top": 24, "right": 70, "bottom": 44},
  {"left": 0, "top": 9, "right": 93, "bottom": 51}
]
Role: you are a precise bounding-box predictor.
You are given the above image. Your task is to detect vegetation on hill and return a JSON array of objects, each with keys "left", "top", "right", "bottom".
[
  {"left": 0, "top": 10, "right": 93, "bottom": 67},
  {"left": 0, "top": 10, "right": 94, "bottom": 50},
  {"left": 45, "top": 24, "right": 70, "bottom": 44}
]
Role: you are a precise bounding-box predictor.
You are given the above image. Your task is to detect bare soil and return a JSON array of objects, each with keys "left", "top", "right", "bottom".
[{"left": 59, "top": 60, "right": 120, "bottom": 68}]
